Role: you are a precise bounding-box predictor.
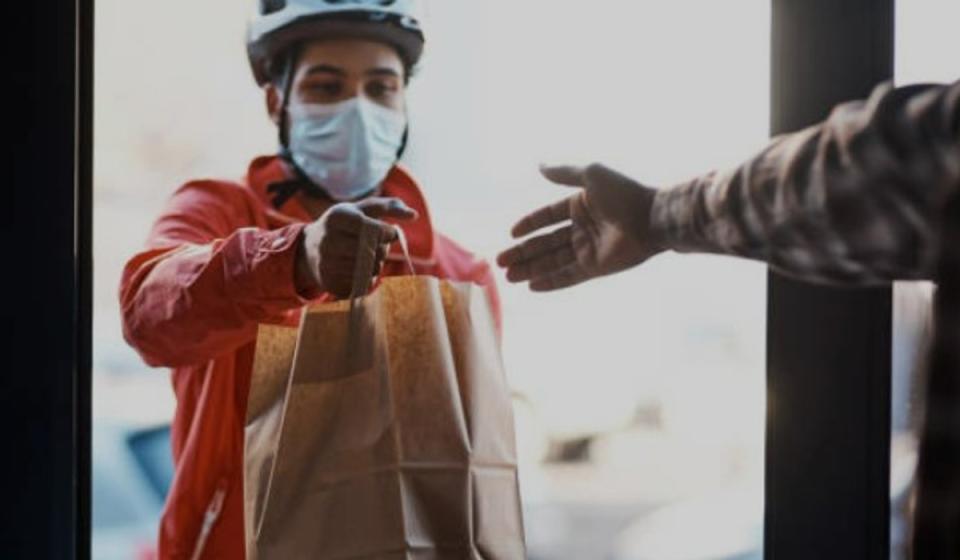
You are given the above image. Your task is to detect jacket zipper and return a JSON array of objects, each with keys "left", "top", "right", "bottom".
[{"left": 189, "top": 479, "right": 228, "bottom": 560}]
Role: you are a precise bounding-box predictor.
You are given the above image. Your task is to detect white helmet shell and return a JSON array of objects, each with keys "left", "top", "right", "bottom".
[{"left": 247, "top": 0, "right": 426, "bottom": 86}]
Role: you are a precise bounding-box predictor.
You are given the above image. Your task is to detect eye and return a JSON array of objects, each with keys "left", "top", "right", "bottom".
[
  {"left": 303, "top": 79, "right": 343, "bottom": 98},
  {"left": 317, "top": 82, "right": 343, "bottom": 95},
  {"left": 367, "top": 80, "right": 399, "bottom": 99}
]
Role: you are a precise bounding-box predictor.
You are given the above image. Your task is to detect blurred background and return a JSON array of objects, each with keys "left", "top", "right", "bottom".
[{"left": 93, "top": 1, "right": 958, "bottom": 559}]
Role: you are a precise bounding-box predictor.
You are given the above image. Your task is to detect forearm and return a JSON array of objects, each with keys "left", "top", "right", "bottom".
[
  {"left": 651, "top": 80, "right": 960, "bottom": 284},
  {"left": 120, "top": 224, "right": 308, "bottom": 367}
]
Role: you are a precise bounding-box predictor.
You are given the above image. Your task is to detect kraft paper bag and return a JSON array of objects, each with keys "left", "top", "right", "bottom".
[{"left": 244, "top": 225, "right": 525, "bottom": 559}]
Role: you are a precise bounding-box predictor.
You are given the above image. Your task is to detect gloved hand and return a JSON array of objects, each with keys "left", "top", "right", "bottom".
[
  {"left": 497, "top": 163, "right": 663, "bottom": 291},
  {"left": 296, "top": 197, "right": 418, "bottom": 298}
]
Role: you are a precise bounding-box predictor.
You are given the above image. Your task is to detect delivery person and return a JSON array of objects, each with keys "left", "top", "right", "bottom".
[{"left": 120, "top": 1, "right": 501, "bottom": 558}]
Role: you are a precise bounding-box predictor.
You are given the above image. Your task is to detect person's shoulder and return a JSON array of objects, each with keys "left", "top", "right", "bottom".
[
  {"left": 172, "top": 175, "right": 252, "bottom": 202},
  {"left": 166, "top": 175, "right": 260, "bottom": 217}
]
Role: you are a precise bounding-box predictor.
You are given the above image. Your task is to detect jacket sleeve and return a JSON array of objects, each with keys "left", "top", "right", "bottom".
[
  {"left": 650, "top": 80, "right": 960, "bottom": 284},
  {"left": 120, "top": 180, "right": 310, "bottom": 367}
]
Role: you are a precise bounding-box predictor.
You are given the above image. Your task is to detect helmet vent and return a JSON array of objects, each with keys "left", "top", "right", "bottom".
[
  {"left": 260, "top": 0, "right": 286, "bottom": 15},
  {"left": 326, "top": 1, "right": 399, "bottom": 5}
]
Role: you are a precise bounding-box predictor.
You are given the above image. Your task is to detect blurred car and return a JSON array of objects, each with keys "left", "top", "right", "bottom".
[
  {"left": 93, "top": 421, "right": 172, "bottom": 560},
  {"left": 92, "top": 349, "right": 176, "bottom": 559}
]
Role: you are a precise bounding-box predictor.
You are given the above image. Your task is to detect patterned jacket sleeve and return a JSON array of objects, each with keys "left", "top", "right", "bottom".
[{"left": 650, "top": 80, "right": 960, "bottom": 284}]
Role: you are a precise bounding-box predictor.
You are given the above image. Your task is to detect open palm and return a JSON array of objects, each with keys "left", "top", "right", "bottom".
[{"left": 497, "top": 163, "right": 663, "bottom": 291}]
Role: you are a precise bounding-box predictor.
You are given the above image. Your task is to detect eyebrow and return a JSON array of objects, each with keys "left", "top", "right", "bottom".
[
  {"left": 305, "top": 64, "right": 346, "bottom": 77},
  {"left": 303, "top": 65, "right": 401, "bottom": 78},
  {"left": 366, "top": 67, "right": 401, "bottom": 78}
]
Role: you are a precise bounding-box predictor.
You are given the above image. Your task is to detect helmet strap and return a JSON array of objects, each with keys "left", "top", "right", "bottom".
[
  {"left": 271, "top": 45, "right": 331, "bottom": 207},
  {"left": 277, "top": 45, "right": 301, "bottom": 150},
  {"left": 396, "top": 124, "right": 409, "bottom": 159}
]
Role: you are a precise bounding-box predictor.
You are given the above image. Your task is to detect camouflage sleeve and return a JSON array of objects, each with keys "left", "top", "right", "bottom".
[{"left": 650, "top": 80, "right": 960, "bottom": 284}]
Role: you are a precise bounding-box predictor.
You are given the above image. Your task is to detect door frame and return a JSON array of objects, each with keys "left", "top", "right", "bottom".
[{"left": 766, "top": 1, "right": 894, "bottom": 558}]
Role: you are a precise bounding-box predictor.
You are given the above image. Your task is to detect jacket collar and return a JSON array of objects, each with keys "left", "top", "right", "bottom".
[{"left": 245, "top": 155, "right": 436, "bottom": 263}]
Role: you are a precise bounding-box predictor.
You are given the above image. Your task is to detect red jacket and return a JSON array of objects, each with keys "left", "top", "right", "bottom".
[{"left": 120, "top": 156, "right": 501, "bottom": 559}]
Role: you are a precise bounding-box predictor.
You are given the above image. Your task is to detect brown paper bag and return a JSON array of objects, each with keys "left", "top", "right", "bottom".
[{"left": 244, "top": 226, "right": 525, "bottom": 559}]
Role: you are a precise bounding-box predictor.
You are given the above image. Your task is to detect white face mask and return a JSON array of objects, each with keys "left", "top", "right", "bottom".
[{"left": 287, "top": 97, "right": 407, "bottom": 201}]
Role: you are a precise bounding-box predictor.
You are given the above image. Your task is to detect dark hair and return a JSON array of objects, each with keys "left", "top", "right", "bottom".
[{"left": 266, "top": 46, "right": 301, "bottom": 90}]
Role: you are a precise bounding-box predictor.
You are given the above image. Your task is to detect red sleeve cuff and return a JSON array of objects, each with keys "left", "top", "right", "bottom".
[{"left": 223, "top": 223, "right": 311, "bottom": 307}]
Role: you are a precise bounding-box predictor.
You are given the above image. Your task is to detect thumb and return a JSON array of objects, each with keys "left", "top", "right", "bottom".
[
  {"left": 539, "top": 164, "right": 587, "bottom": 188},
  {"left": 355, "top": 197, "right": 419, "bottom": 221}
]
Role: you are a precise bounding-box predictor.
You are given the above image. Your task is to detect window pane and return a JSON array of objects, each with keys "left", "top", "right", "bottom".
[
  {"left": 406, "top": 2, "right": 769, "bottom": 558},
  {"left": 128, "top": 427, "right": 175, "bottom": 501},
  {"left": 95, "top": 1, "right": 770, "bottom": 558}
]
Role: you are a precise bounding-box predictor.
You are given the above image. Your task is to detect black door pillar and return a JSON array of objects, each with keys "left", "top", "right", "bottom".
[
  {"left": 766, "top": 1, "right": 894, "bottom": 558},
  {"left": 4, "top": 1, "right": 93, "bottom": 558}
]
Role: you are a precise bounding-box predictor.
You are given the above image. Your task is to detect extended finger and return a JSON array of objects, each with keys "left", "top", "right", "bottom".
[
  {"left": 529, "top": 264, "right": 590, "bottom": 292},
  {"left": 505, "top": 244, "right": 577, "bottom": 283},
  {"left": 539, "top": 164, "right": 588, "bottom": 187},
  {"left": 325, "top": 206, "right": 366, "bottom": 235},
  {"left": 498, "top": 226, "right": 572, "bottom": 267},
  {"left": 356, "top": 197, "right": 419, "bottom": 221},
  {"left": 511, "top": 197, "right": 573, "bottom": 238}
]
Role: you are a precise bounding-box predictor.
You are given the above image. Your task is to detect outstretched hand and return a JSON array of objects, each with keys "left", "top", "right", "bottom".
[{"left": 497, "top": 163, "right": 664, "bottom": 292}]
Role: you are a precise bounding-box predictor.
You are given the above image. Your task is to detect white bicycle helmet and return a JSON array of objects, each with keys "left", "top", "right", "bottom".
[{"left": 247, "top": 0, "right": 426, "bottom": 86}]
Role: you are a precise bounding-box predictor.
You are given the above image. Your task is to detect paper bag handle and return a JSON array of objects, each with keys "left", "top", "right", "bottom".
[
  {"left": 349, "top": 223, "right": 416, "bottom": 301},
  {"left": 394, "top": 227, "right": 416, "bottom": 276}
]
